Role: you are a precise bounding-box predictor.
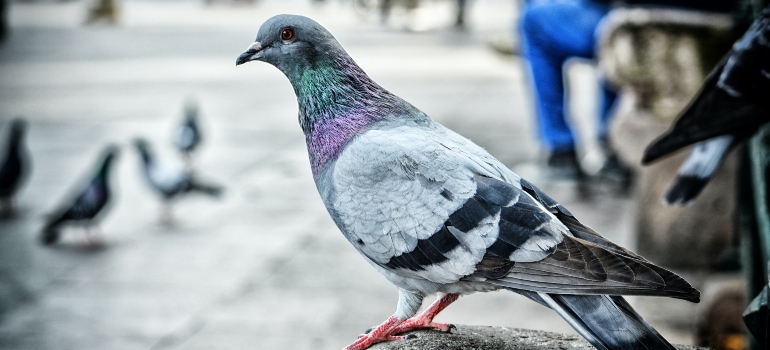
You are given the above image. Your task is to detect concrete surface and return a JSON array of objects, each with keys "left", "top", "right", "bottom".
[{"left": 0, "top": 0, "right": 717, "bottom": 349}]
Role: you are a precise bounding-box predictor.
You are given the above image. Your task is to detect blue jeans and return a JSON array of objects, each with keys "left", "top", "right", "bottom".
[{"left": 521, "top": 0, "right": 617, "bottom": 153}]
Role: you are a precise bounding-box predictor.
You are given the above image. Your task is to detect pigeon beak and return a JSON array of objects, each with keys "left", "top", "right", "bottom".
[{"left": 236, "top": 42, "right": 264, "bottom": 66}]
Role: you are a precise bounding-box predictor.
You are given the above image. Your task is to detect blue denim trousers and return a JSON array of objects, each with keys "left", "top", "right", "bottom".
[{"left": 521, "top": 0, "right": 617, "bottom": 153}]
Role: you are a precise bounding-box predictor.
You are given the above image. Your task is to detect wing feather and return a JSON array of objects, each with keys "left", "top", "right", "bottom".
[
  {"left": 325, "top": 120, "right": 698, "bottom": 301},
  {"left": 466, "top": 179, "right": 699, "bottom": 302}
]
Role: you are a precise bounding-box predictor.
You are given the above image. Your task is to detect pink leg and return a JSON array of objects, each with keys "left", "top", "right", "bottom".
[
  {"left": 83, "top": 226, "right": 106, "bottom": 249},
  {"left": 344, "top": 315, "right": 412, "bottom": 350},
  {"left": 159, "top": 203, "right": 174, "bottom": 225},
  {"left": 390, "top": 293, "right": 459, "bottom": 335}
]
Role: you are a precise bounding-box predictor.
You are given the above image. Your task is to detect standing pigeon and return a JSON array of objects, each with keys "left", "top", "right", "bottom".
[
  {"left": 237, "top": 15, "right": 700, "bottom": 350},
  {"left": 642, "top": 6, "right": 770, "bottom": 205},
  {"left": 134, "top": 138, "right": 221, "bottom": 222},
  {"left": 0, "top": 118, "right": 30, "bottom": 213},
  {"left": 42, "top": 145, "right": 118, "bottom": 246},
  {"left": 173, "top": 99, "right": 202, "bottom": 167}
]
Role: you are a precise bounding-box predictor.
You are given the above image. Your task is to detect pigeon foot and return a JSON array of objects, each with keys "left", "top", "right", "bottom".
[
  {"left": 80, "top": 227, "right": 106, "bottom": 250},
  {"left": 346, "top": 294, "right": 459, "bottom": 349},
  {"left": 390, "top": 318, "right": 455, "bottom": 334},
  {"left": 344, "top": 316, "right": 410, "bottom": 350},
  {"left": 390, "top": 293, "right": 459, "bottom": 335}
]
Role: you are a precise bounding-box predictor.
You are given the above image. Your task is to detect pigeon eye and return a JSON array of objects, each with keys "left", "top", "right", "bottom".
[{"left": 281, "top": 28, "right": 294, "bottom": 41}]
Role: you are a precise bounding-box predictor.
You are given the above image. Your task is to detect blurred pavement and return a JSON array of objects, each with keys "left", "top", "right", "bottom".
[{"left": 0, "top": 0, "right": 702, "bottom": 349}]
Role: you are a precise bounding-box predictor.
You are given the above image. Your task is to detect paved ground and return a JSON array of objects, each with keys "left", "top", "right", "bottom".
[{"left": 0, "top": 0, "right": 712, "bottom": 349}]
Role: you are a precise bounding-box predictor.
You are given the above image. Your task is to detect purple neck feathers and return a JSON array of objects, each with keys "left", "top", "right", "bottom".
[{"left": 292, "top": 54, "right": 409, "bottom": 176}]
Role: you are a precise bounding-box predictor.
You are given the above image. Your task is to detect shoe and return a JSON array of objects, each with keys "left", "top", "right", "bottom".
[
  {"left": 544, "top": 149, "right": 584, "bottom": 181},
  {"left": 593, "top": 152, "right": 634, "bottom": 196},
  {"left": 596, "top": 153, "right": 633, "bottom": 185}
]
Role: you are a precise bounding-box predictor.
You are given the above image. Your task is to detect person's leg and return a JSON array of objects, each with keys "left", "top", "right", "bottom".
[
  {"left": 597, "top": 80, "right": 618, "bottom": 145},
  {"left": 521, "top": 0, "right": 609, "bottom": 154},
  {"left": 596, "top": 80, "right": 632, "bottom": 187}
]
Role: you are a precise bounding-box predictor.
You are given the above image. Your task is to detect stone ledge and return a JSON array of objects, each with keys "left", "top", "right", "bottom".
[{"left": 369, "top": 325, "right": 706, "bottom": 350}]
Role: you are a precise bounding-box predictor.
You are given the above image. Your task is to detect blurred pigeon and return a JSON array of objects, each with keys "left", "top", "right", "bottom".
[
  {"left": 42, "top": 145, "right": 119, "bottom": 246},
  {"left": 642, "top": 7, "right": 770, "bottom": 205},
  {"left": 134, "top": 138, "right": 221, "bottom": 222},
  {"left": 0, "top": 118, "right": 30, "bottom": 213},
  {"left": 237, "top": 15, "right": 700, "bottom": 350},
  {"left": 173, "top": 100, "right": 202, "bottom": 166}
]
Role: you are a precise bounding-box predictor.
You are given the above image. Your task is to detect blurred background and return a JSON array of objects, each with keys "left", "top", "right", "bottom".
[{"left": 0, "top": 0, "right": 762, "bottom": 349}]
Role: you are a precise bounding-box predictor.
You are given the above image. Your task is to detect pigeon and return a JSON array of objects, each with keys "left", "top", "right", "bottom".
[
  {"left": 173, "top": 99, "right": 202, "bottom": 166},
  {"left": 642, "top": 6, "right": 770, "bottom": 205},
  {"left": 134, "top": 138, "right": 221, "bottom": 222},
  {"left": 42, "top": 145, "right": 119, "bottom": 246},
  {"left": 237, "top": 14, "right": 700, "bottom": 350},
  {"left": 0, "top": 118, "right": 30, "bottom": 213}
]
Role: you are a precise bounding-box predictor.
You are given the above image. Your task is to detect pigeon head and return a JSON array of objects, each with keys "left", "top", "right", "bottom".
[
  {"left": 184, "top": 99, "right": 198, "bottom": 121},
  {"left": 98, "top": 145, "right": 119, "bottom": 178},
  {"left": 237, "top": 15, "right": 421, "bottom": 176},
  {"left": 235, "top": 14, "right": 400, "bottom": 125},
  {"left": 235, "top": 14, "right": 340, "bottom": 78},
  {"left": 133, "top": 138, "right": 152, "bottom": 163},
  {"left": 7, "top": 118, "right": 27, "bottom": 147}
]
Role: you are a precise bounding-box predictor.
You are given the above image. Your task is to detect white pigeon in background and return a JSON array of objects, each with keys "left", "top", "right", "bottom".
[{"left": 134, "top": 138, "right": 221, "bottom": 222}]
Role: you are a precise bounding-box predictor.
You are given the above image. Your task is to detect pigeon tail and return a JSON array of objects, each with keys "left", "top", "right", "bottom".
[
  {"left": 520, "top": 291, "right": 676, "bottom": 350},
  {"left": 189, "top": 180, "right": 222, "bottom": 197},
  {"left": 664, "top": 176, "right": 709, "bottom": 205},
  {"left": 663, "top": 135, "right": 733, "bottom": 205}
]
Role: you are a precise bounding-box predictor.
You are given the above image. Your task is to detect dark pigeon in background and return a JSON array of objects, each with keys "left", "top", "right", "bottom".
[
  {"left": 42, "top": 145, "right": 119, "bottom": 246},
  {"left": 134, "top": 138, "right": 221, "bottom": 222},
  {"left": 173, "top": 99, "right": 202, "bottom": 167},
  {"left": 237, "top": 14, "right": 700, "bottom": 350},
  {"left": 0, "top": 118, "right": 30, "bottom": 214},
  {"left": 643, "top": 6, "right": 770, "bottom": 205}
]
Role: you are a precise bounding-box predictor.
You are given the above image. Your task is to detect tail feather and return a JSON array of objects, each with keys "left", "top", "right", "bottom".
[
  {"left": 664, "top": 176, "right": 709, "bottom": 205},
  {"left": 664, "top": 136, "right": 733, "bottom": 205},
  {"left": 189, "top": 180, "right": 223, "bottom": 197},
  {"left": 517, "top": 290, "right": 675, "bottom": 350}
]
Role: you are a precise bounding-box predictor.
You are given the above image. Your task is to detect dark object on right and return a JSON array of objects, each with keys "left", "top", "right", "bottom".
[
  {"left": 642, "top": 5, "right": 770, "bottom": 205},
  {"left": 743, "top": 281, "right": 768, "bottom": 349}
]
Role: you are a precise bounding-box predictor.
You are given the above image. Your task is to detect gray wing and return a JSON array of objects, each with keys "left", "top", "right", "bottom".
[
  {"left": 468, "top": 177, "right": 700, "bottom": 302},
  {"left": 325, "top": 121, "right": 565, "bottom": 287}
]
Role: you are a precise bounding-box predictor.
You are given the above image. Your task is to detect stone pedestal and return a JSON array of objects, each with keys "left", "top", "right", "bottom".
[
  {"left": 597, "top": 8, "right": 736, "bottom": 269},
  {"left": 370, "top": 325, "right": 707, "bottom": 349}
]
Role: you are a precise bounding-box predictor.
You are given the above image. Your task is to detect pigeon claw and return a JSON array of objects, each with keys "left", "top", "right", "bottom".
[
  {"left": 390, "top": 317, "right": 454, "bottom": 334},
  {"left": 345, "top": 333, "right": 410, "bottom": 350},
  {"left": 345, "top": 315, "right": 404, "bottom": 350}
]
